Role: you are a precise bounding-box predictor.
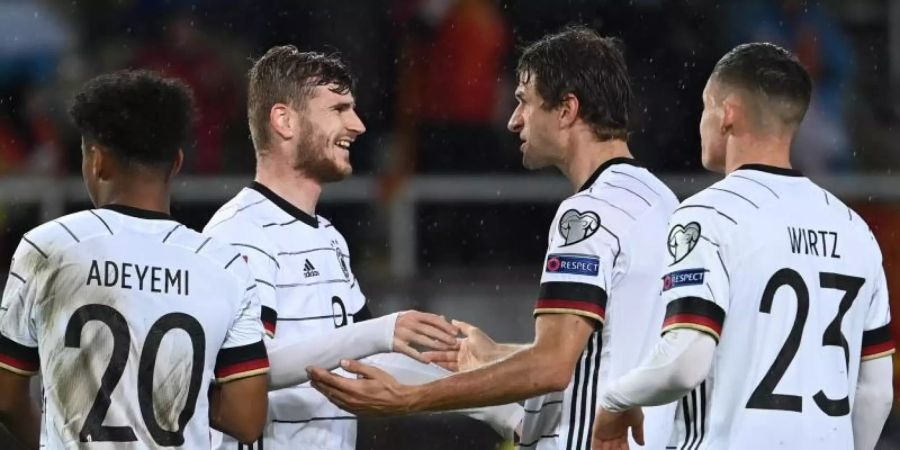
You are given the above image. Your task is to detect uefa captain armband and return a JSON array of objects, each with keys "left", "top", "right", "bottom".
[{"left": 661, "top": 268, "right": 707, "bottom": 292}]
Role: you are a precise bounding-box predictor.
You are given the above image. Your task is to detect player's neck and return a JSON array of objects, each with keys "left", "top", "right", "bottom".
[
  {"left": 255, "top": 168, "right": 321, "bottom": 217},
  {"left": 99, "top": 180, "right": 172, "bottom": 215},
  {"left": 561, "top": 139, "right": 633, "bottom": 192},
  {"left": 724, "top": 135, "right": 793, "bottom": 175}
]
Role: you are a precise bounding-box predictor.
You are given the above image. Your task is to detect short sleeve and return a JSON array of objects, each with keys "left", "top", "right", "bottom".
[
  {"left": 205, "top": 221, "right": 279, "bottom": 338},
  {"left": 214, "top": 263, "right": 269, "bottom": 383},
  {"left": 861, "top": 267, "right": 894, "bottom": 361},
  {"left": 534, "top": 199, "right": 617, "bottom": 326},
  {"left": 0, "top": 238, "right": 45, "bottom": 376},
  {"left": 659, "top": 206, "right": 730, "bottom": 343}
]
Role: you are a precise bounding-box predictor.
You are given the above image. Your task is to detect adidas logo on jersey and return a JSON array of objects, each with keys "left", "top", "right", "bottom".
[{"left": 303, "top": 260, "right": 319, "bottom": 278}]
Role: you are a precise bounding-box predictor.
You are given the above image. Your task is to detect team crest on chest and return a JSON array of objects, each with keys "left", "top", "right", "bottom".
[
  {"left": 668, "top": 221, "right": 702, "bottom": 263},
  {"left": 331, "top": 239, "right": 351, "bottom": 279},
  {"left": 558, "top": 209, "right": 600, "bottom": 246}
]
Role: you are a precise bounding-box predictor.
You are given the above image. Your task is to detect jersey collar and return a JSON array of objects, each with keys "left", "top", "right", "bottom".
[
  {"left": 100, "top": 204, "right": 173, "bottom": 220},
  {"left": 579, "top": 157, "right": 641, "bottom": 192},
  {"left": 735, "top": 164, "right": 803, "bottom": 177},
  {"left": 249, "top": 181, "right": 319, "bottom": 228}
]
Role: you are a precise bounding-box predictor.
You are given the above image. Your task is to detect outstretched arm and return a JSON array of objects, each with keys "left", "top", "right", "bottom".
[
  {"left": 364, "top": 352, "right": 524, "bottom": 440},
  {"left": 309, "top": 313, "right": 595, "bottom": 414},
  {"left": 592, "top": 328, "right": 714, "bottom": 450},
  {"left": 268, "top": 311, "right": 458, "bottom": 390}
]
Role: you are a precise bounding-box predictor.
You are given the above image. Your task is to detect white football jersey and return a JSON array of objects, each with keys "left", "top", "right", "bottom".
[
  {"left": 204, "top": 182, "right": 368, "bottom": 450},
  {"left": 519, "top": 159, "right": 678, "bottom": 450},
  {"left": 659, "top": 164, "right": 894, "bottom": 450},
  {"left": 0, "top": 205, "right": 268, "bottom": 450}
]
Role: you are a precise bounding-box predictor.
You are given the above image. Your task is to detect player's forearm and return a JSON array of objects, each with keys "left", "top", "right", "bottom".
[
  {"left": 267, "top": 313, "right": 398, "bottom": 390},
  {"left": 490, "top": 343, "right": 527, "bottom": 362},
  {"left": 405, "top": 344, "right": 570, "bottom": 412},
  {"left": 364, "top": 352, "right": 524, "bottom": 439},
  {"left": 0, "top": 395, "right": 40, "bottom": 450},
  {"left": 852, "top": 356, "right": 894, "bottom": 450},
  {"left": 600, "top": 329, "right": 716, "bottom": 412}
]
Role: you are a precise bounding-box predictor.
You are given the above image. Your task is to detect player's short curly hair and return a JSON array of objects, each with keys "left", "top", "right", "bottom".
[
  {"left": 517, "top": 26, "right": 632, "bottom": 142},
  {"left": 712, "top": 42, "right": 812, "bottom": 126},
  {"left": 247, "top": 45, "right": 356, "bottom": 152},
  {"left": 69, "top": 70, "right": 194, "bottom": 169}
]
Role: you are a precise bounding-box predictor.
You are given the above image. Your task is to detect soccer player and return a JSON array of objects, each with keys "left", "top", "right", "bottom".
[
  {"left": 203, "top": 45, "right": 523, "bottom": 450},
  {"left": 308, "top": 27, "right": 680, "bottom": 450},
  {"left": 591, "top": 43, "right": 895, "bottom": 450},
  {"left": 0, "top": 71, "right": 269, "bottom": 449}
]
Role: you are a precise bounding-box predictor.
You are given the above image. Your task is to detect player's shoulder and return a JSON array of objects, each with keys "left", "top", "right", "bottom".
[
  {"left": 568, "top": 163, "right": 676, "bottom": 228},
  {"left": 163, "top": 225, "right": 253, "bottom": 288},
  {"left": 204, "top": 189, "right": 279, "bottom": 248},
  {"left": 673, "top": 175, "right": 764, "bottom": 228},
  {"left": 20, "top": 210, "right": 114, "bottom": 257}
]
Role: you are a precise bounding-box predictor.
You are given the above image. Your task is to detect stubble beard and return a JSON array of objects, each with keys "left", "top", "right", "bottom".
[{"left": 292, "top": 119, "right": 351, "bottom": 183}]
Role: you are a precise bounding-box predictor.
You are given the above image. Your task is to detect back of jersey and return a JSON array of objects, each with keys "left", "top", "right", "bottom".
[
  {"left": 659, "top": 165, "right": 893, "bottom": 450},
  {"left": 0, "top": 206, "right": 267, "bottom": 450}
]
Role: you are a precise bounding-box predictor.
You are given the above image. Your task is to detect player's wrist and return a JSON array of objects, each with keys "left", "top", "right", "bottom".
[{"left": 402, "top": 384, "right": 428, "bottom": 413}]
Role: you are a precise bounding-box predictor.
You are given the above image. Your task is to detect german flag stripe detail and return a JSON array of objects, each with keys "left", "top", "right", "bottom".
[
  {"left": 215, "top": 340, "right": 269, "bottom": 382},
  {"left": 662, "top": 297, "right": 725, "bottom": 342},
  {"left": 534, "top": 300, "right": 606, "bottom": 324},
  {"left": 261, "top": 306, "right": 277, "bottom": 337},
  {"left": 536, "top": 282, "right": 607, "bottom": 324},
  {"left": 0, "top": 334, "right": 38, "bottom": 374},
  {"left": 862, "top": 324, "right": 895, "bottom": 360},
  {"left": 538, "top": 282, "right": 607, "bottom": 307}
]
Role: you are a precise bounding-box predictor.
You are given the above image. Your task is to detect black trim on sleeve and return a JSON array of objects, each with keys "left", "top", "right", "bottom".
[
  {"left": 261, "top": 306, "right": 277, "bottom": 336},
  {"left": 538, "top": 282, "right": 607, "bottom": 306},
  {"left": 249, "top": 182, "right": 319, "bottom": 228},
  {"left": 214, "top": 340, "right": 269, "bottom": 381},
  {"left": 662, "top": 297, "right": 726, "bottom": 342},
  {"left": 863, "top": 324, "right": 893, "bottom": 348},
  {"left": 0, "top": 334, "right": 39, "bottom": 374},
  {"left": 862, "top": 324, "right": 895, "bottom": 360},
  {"left": 352, "top": 304, "right": 373, "bottom": 323},
  {"left": 535, "top": 282, "right": 608, "bottom": 323}
]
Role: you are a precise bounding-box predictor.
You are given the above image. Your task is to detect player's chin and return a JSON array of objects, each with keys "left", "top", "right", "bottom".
[{"left": 521, "top": 153, "right": 550, "bottom": 171}]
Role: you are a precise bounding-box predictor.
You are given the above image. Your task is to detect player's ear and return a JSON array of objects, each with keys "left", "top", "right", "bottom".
[
  {"left": 92, "top": 144, "right": 112, "bottom": 181},
  {"left": 270, "top": 103, "right": 295, "bottom": 141},
  {"left": 170, "top": 149, "right": 184, "bottom": 179},
  {"left": 720, "top": 93, "right": 740, "bottom": 136},
  {"left": 558, "top": 93, "right": 579, "bottom": 129}
]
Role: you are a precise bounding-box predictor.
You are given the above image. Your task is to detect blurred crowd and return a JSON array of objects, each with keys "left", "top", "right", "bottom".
[{"left": 0, "top": 0, "right": 897, "bottom": 180}]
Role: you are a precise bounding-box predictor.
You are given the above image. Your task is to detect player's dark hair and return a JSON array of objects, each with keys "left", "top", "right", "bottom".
[
  {"left": 712, "top": 42, "right": 812, "bottom": 126},
  {"left": 516, "top": 26, "right": 632, "bottom": 142},
  {"left": 69, "top": 70, "right": 194, "bottom": 170},
  {"left": 247, "top": 45, "right": 356, "bottom": 152}
]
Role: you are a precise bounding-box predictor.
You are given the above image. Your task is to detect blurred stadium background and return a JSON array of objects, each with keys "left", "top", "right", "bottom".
[{"left": 1, "top": 0, "right": 899, "bottom": 448}]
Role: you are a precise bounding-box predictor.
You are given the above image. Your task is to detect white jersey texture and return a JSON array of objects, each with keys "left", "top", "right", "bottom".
[
  {"left": 204, "top": 183, "right": 370, "bottom": 450},
  {"left": 658, "top": 164, "right": 895, "bottom": 450},
  {"left": 519, "top": 158, "right": 679, "bottom": 450},
  {"left": 0, "top": 205, "right": 268, "bottom": 450}
]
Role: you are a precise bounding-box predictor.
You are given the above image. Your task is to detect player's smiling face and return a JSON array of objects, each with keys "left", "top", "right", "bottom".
[
  {"left": 508, "top": 76, "right": 560, "bottom": 170},
  {"left": 293, "top": 84, "right": 366, "bottom": 182},
  {"left": 699, "top": 78, "right": 727, "bottom": 173}
]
